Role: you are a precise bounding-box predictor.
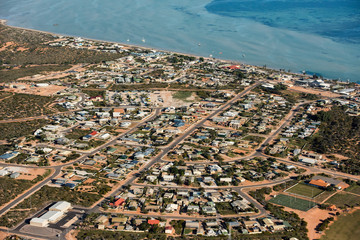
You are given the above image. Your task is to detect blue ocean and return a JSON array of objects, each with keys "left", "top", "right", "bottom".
[{"left": 0, "top": 0, "right": 359, "bottom": 81}]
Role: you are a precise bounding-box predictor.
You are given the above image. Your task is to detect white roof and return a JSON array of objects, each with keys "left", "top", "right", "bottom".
[
  {"left": 39, "top": 211, "right": 63, "bottom": 222},
  {"left": 299, "top": 157, "right": 317, "bottom": 164},
  {"left": 30, "top": 218, "right": 48, "bottom": 224},
  {"left": 49, "top": 201, "right": 71, "bottom": 212}
]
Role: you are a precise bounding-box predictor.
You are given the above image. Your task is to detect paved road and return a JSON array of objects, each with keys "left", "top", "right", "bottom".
[
  {"left": 0, "top": 168, "right": 61, "bottom": 216},
  {"left": 108, "top": 82, "right": 263, "bottom": 192},
  {"left": 2, "top": 81, "right": 360, "bottom": 239},
  {"left": 0, "top": 109, "right": 161, "bottom": 219}
]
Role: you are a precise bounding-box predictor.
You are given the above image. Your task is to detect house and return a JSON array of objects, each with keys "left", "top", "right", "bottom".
[
  {"left": 10, "top": 172, "right": 20, "bottom": 179},
  {"left": 187, "top": 205, "right": 200, "bottom": 212},
  {"left": 219, "top": 177, "right": 232, "bottom": 183},
  {"left": 165, "top": 226, "right": 174, "bottom": 234},
  {"left": 146, "top": 175, "right": 157, "bottom": 182},
  {"left": 202, "top": 206, "right": 217, "bottom": 215},
  {"left": 148, "top": 219, "right": 160, "bottom": 225},
  {"left": 95, "top": 215, "right": 110, "bottom": 225},
  {"left": 0, "top": 151, "right": 19, "bottom": 161},
  {"left": 166, "top": 204, "right": 178, "bottom": 212},
  {"left": 299, "top": 156, "right": 317, "bottom": 165},
  {"left": 113, "top": 108, "right": 125, "bottom": 117},
  {"left": 162, "top": 174, "right": 174, "bottom": 181},
  {"left": 112, "top": 217, "right": 128, "bottom": 224},
  {"left": 231, "top": 200, "right": 250, "bottom": 211},
  {"left": 110, "top": 198, "right": 125, "bottom": 207},
  {"left": 185, "top": 221, "right": 199, "bottom": 229},
  {"left": 173, "top": 119, "right": 185, "bottom": 127},
  {"left": 0, "top": 168, "right": 9, "bottom": 176}
]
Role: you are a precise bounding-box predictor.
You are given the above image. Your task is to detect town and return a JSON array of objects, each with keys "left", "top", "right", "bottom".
[{"left": 0, "top": 24, "right": 360, "bottom": 240}]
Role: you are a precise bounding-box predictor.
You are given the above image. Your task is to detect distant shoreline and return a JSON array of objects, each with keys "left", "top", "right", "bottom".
[{"left": 0, "top": 19, "right": 323, "bottom": 81}]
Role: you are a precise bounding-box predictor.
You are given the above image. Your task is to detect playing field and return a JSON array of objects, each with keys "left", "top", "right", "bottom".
[
  {"left": 286, "top": 183, "right": 324, "bottom": 198},
  {"left": 345, "top": 185, "right": 360, "bottom": 195},
  {"left": 325, "top": 192, "right": 360, "bottom": 208},
  {"left": 321, "top": 210, "right": 360, "bottom": 240},
  {"left": 269, "top": 194, "right": 317, "bottom": 211}
]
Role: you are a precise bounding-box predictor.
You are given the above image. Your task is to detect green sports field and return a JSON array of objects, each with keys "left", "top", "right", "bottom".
[
  {"left": 286, "top": 183, "right": 324, "bottom": 198},
  {"left": 269, "top": 194, "right": 317, "bottom": 211}
]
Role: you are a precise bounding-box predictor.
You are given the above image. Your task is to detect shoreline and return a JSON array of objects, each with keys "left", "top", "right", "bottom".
[
  {"left": 0, "top": 19, "right": 334, "bottom": 81},
  {"left": 0, "top": 19, "right": 246, "bottom": 65}
]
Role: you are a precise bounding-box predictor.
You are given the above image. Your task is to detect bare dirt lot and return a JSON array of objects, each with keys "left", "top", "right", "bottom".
[
  {"left": 149, "top": 91, "right": 197, "bottom": 107},
  {"left": 1, "top": 167, "right": 46, "bottom": 181},
  {"left": 287, "top": 206, "right": 332, "bottom": 240},
  {"left": 1, "top": 82, "right": 66, "bottom": 96},
  {"left": 289, "top": 86, "right": 341, "bottom": 98}
]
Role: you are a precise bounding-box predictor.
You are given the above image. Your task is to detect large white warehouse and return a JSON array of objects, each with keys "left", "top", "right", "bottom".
[{"left": 49, "top": 201, "right": 72, "bottom": 212}]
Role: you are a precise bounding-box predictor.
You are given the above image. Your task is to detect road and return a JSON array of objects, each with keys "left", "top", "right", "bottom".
[
  {"left": 1, "top": 81, "right": 360, "bottom": 239},
  {"left": 0, "top": 108, "right": 161, "bottom": 219},
  {"left": 0, "top": 168, "right": 61, "bottom": 217}
]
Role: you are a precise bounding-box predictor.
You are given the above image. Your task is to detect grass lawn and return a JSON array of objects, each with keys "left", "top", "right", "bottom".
[
  {"left": 184, "top": 228, "right": 194, "bottom": 235},
  {"left": 243, "top": 135, "right": 265, "bottom": 143},
  {"left": 286, "top": 183, "right": 324, "bottom": 198},
  {"left": 66, "top": 128, "right": 89, "bottom": 139},
  {"left": 321, "top": 210, "right": 360, "bottom": 240},
  {"left": 269, "top": 194, "right": 317, "bottom": 211},
  {"left": 215, "top": 202, "right": 237, "bottom": 215},
  {"left": 172, "top": 91, "right": 192, "bottom": 101},
  {"left": 325, "top": 192, "right": 360, "bottom": 208},
  {"left": 345, "top": 185, "right": 360, "bottom": 195}
]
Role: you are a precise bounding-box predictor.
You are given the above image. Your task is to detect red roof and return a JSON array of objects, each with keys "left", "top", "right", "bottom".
[
  {"left": 309, "top": 179, "right": 329, "bottom": 188},
  {"left": 110, "top": 198, "right": 125, "bottom": 207},
  {"left": 90, "top": 131, "right": 98, "bottom": 136},
  {"left": 227, "top": 65, "right": 241, "bottom": 70},
  {"left": 148, "top": 219, "right": 160, "bottom": 225}
]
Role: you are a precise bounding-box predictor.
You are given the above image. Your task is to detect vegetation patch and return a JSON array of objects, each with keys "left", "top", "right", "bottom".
[
  {"left": 321, "top": 210, "right": 360, "bottom": 240},
  {"left": 0, "top": 185, "right": 101, "bottom": 227},
  {"left": 76, "top": 229, "right": 165, "bottom": 240},
  {"left": 0, "top": 24, "right": 124, "bottom": 66},
  {"left": 269, "top": 194, "right": 317, "bottom": 211},
  {"left": 0, "top": 65, "right": 71, "bottom": 82},
  {"left": 0, "top": 119, "right": 50, "bottom": 140},
  {"left": 0, "top": 93, "right": 56, "bottom": 120},
  {"left": 0, "top": 177, "right": 33, "bottom": 206},
  {"left": 66, "top": 128, "right": 90, "bottom": 140},
  {"left": 215, "top": 202, "right": 237, "bottom": 215},
  {"left": 172, "top": 91, "right": 192, "bottom": 101},
  {"left": 310, "top": 106, "right": 360, "bottom": 175}
]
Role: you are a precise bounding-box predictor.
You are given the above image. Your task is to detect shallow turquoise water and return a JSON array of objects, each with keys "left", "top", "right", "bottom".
[
  {"left": 206, "top": 0, "right": 360, "bottom": 44},
  {"left": 0, "top": 0, "right": 359, "bottom": 81}
]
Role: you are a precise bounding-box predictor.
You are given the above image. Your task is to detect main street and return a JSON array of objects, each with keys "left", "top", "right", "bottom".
[
  {"left": 1, "top": 80, "right": 359, "bottom": 240},
  {"left": 0, "top": 108, "right": 161, "bottom": 217}
]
